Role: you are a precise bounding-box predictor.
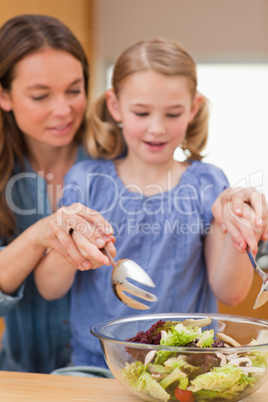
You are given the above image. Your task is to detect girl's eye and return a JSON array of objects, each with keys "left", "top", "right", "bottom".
[{"left": 166, "top": 113, "right": 181, "bottom": 118}]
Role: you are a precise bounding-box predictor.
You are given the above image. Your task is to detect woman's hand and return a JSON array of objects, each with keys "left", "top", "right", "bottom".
[
  {"left": 71, "top": 230, "right": 116, "bottom": 270},
  {"left": 212, "top": 187, "right": 268, "bottom": 246},
  {"left": 220, "top": 201, "right": 262, "bottom": 255},
  {"left": 35, "top": 203, "right": 114, "bottom": 269}
]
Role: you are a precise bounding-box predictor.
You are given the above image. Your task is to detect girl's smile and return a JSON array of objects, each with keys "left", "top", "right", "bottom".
[{"left": 143, "top": 140, "right": 168, "bottom": 152}]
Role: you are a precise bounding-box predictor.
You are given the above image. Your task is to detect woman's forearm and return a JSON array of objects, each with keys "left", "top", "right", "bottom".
[
  {"left": 0, "top": 222, "right": 47, "bottom": 294},
  {"left": 0, "top": 203, "right": 114, "bottom": 297}
]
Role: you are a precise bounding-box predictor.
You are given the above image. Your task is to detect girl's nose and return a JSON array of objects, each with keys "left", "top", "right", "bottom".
[{"left": 148, "top": 120, "right": 166, "bottom": 135}]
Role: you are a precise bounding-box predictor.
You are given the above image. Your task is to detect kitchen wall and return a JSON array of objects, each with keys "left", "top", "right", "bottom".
[{"left": 92, "top": 0, "right": 268, "bottom": 95}]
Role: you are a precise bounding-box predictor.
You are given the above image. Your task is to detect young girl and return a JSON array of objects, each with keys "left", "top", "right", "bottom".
[{"left": 34, "top": 38, "right": 267, "bottom": 369}]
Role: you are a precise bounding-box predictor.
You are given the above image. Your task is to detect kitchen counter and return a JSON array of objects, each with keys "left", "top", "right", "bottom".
[{"left": 0, "top": 370, "right": 267, "bottom": 401}]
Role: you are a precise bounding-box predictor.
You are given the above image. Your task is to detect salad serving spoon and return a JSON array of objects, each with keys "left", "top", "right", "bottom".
[
  {"left": 246, "top": 246, "right": 268, "bottom": 309},
  {"left": 102, "top": 247, "right": 158, "bottom": 310}
]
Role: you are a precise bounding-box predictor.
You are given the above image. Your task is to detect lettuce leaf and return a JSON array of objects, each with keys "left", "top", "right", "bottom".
[
  {"left": 196, "top": 329, "right": 214, "bottom": 347},
  {"left": 136, "top": 372, "right": 170, "bottom": 401},
  {"left": 188, "top": 364, "right": 256, "bottom": 397}
]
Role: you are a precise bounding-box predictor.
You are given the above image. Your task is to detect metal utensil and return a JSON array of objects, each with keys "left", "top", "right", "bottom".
[
  {"left": 102, "top": 247, "right": 158, "bottom": 310},
  {"left": 246, "top": 246, "right": 268, "bottom": 309}
]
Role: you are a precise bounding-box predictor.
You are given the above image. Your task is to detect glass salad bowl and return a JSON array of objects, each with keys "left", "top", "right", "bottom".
[{"left": 90, "top": 313, "right": 268, "bottom": 401}]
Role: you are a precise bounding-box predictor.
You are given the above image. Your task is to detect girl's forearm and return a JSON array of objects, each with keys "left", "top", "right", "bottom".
[
  {"left": 205, "top": 224, "right": 253, "bottom": 306},
  {"left": 0, "top": 223, "right": 47, "bottom": 294},
  {"left": 213, "top": 244, "right": 253, "bottom": 306},
  {"left": 34, "top": 250, "right": 77, "bottom": 300}
]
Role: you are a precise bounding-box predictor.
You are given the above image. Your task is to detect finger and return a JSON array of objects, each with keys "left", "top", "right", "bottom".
[
  {"left": 227, "top": 187, "right": 245, "bottom": 216},
  {"left": 73, "top": 221, "right": 108, "bottom": 248},
  {"left": 60, "top": 204, "right": 114, "bottom": 236},
  {"left": 57, "top": 207, "right": 114, "bottom": 247},
  {"left": 237, "top": 195, "right": 267, "bottom": 244},
  {"left": 42, "top": 231, "right": 82, "bottom": 268},
  {"left": 236, "top": 221, "right": 258, "bottom": 253},
  {"left": 249, "top": 190, "right": 268, "bottom": 228},
  {"left": 49, "top": 217, "right": 102, "bottom": 264},
  {"left": 229, "top": 187, "right": 268, "bottom": 226},
  {"left": 56, "top": 229, "right": 93, "bottom": 270},
  {"left": 72, "top": 231, "right": 111, "bottom": 267},
  {"left": 225, "top": 207, "right": 259, "bottom": 253},
  {"left": 40, "top": 213, "right": 101, "bottom": 268},
  {"left": 103, "top": 239, "right": 117, "bottom": 258},
  {"left": 261, "top": 220, "right": 268, "bottom": 241},
  {"left": 212, "top": 190, "right": 228, "bottom": 227},
  {"left": 56, "top": 213, "right": 106, "bottom": 248},
  {"left": 223, "top": 218, "right": 247, "bottom": 251},
  {"left": 232, "top": 241, "right": 247, "bottom": 253}
]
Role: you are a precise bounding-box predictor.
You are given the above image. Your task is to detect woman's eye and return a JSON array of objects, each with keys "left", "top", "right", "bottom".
[
  {"left": 68, "top": 89, "right": 82, "bottom": 95},
  {"left": 31, "top": 95, "right": 48, "bottom": 101}
]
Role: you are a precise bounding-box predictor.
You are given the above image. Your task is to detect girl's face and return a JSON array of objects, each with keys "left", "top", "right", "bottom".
[
  {"left": 107, "top": 70, "right": 201, "bottom": 165},
  {"left": 0, "top": 47, "right": 86, "bottom": 149}
]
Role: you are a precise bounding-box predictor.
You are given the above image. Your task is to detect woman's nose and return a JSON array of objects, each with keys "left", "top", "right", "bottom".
[{"left": 52, "top": 97, "right": 71, "bottom": 116}]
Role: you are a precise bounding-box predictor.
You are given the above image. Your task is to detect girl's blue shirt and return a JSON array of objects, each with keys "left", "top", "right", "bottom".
[
  {"left": 0, "top": 145, "right": 88, "bottom": 373},
  {"left": 61, "top": 158, "right": 229, "bottom": 368}
]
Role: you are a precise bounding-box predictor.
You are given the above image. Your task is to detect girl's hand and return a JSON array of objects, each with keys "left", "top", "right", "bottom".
[
  {"left": 71, "top": 231, "right": 116, "bottom": 270},
  {"left": 212, "top": 187, "right": 268, "bottom": 241},
  {"left": 35, "top": 203, "right": 114, "bottom": 270},
  {"left": 221, "top": 201, "right": 262, "bottom": 255}
]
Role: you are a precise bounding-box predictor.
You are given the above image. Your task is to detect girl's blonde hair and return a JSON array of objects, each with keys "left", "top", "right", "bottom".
[
  {"left": 0, "top": 14, "right": 89, "bottom": 239},
  {"left": 87, "top": 37, "right": 209, "bottom": 160}
]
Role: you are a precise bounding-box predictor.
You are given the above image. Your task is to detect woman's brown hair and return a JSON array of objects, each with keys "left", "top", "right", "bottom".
[
  {"left": 87, "top": 37, "right": 209, "bottom": 161},
  {"left": 0, "top": 14, "right": 89, "bottom": 238}
]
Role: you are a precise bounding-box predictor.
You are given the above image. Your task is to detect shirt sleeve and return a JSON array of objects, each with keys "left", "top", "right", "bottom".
[
  {"left": 60, "top": 161, "right": 90, "bottom": 208},
  {"left": 198, "top": 163, "right": 229, "bottom": 228},
  {"left": 0, "top": 246, "right": 25, "bottom": 316},
  {"left": 0, "top": 284, "right": 25, "bottom": 317}
]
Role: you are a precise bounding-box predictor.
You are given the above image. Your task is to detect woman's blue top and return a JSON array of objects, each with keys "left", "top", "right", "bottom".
[
  {"left": 61, "top": 158, "right": 229, "bottom": 368},
  {"left": 0, "top": 146, "right": 87, "bottom": 373}
]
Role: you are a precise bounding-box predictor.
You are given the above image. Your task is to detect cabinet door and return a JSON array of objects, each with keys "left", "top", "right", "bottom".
[{"left": 0, "top": 0, "right": 93, "bottom": 64}]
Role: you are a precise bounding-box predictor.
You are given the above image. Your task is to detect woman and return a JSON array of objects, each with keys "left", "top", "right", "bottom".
[{"left": 0, "top": 14, "right": 114, "bottom": 373}]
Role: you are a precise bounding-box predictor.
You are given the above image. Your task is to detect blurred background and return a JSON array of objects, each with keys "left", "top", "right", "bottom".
[{"left": 1, "top": 0, "right": 268, "bottom": 318}]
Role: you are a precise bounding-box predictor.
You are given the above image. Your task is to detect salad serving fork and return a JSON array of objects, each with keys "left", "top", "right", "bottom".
[
  {"left": 247, "top": 246, "right": 268, "bottom": 309},
  {"left": 102, "top": 247, "right": 158, "bottom": 310}
]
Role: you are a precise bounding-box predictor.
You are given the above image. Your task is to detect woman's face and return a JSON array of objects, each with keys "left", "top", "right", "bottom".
[{"left": 0, "top": 47, "right": 86, "bottom": 149}]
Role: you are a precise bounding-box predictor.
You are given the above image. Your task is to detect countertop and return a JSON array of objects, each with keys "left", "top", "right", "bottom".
[{"left": 0, "top": 370, "right": 267, "bottom": 401}]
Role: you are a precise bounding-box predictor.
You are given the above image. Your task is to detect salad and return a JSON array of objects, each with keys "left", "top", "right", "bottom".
[{"left": 122, "top": 317, "right": 268, "bottom": 401}]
